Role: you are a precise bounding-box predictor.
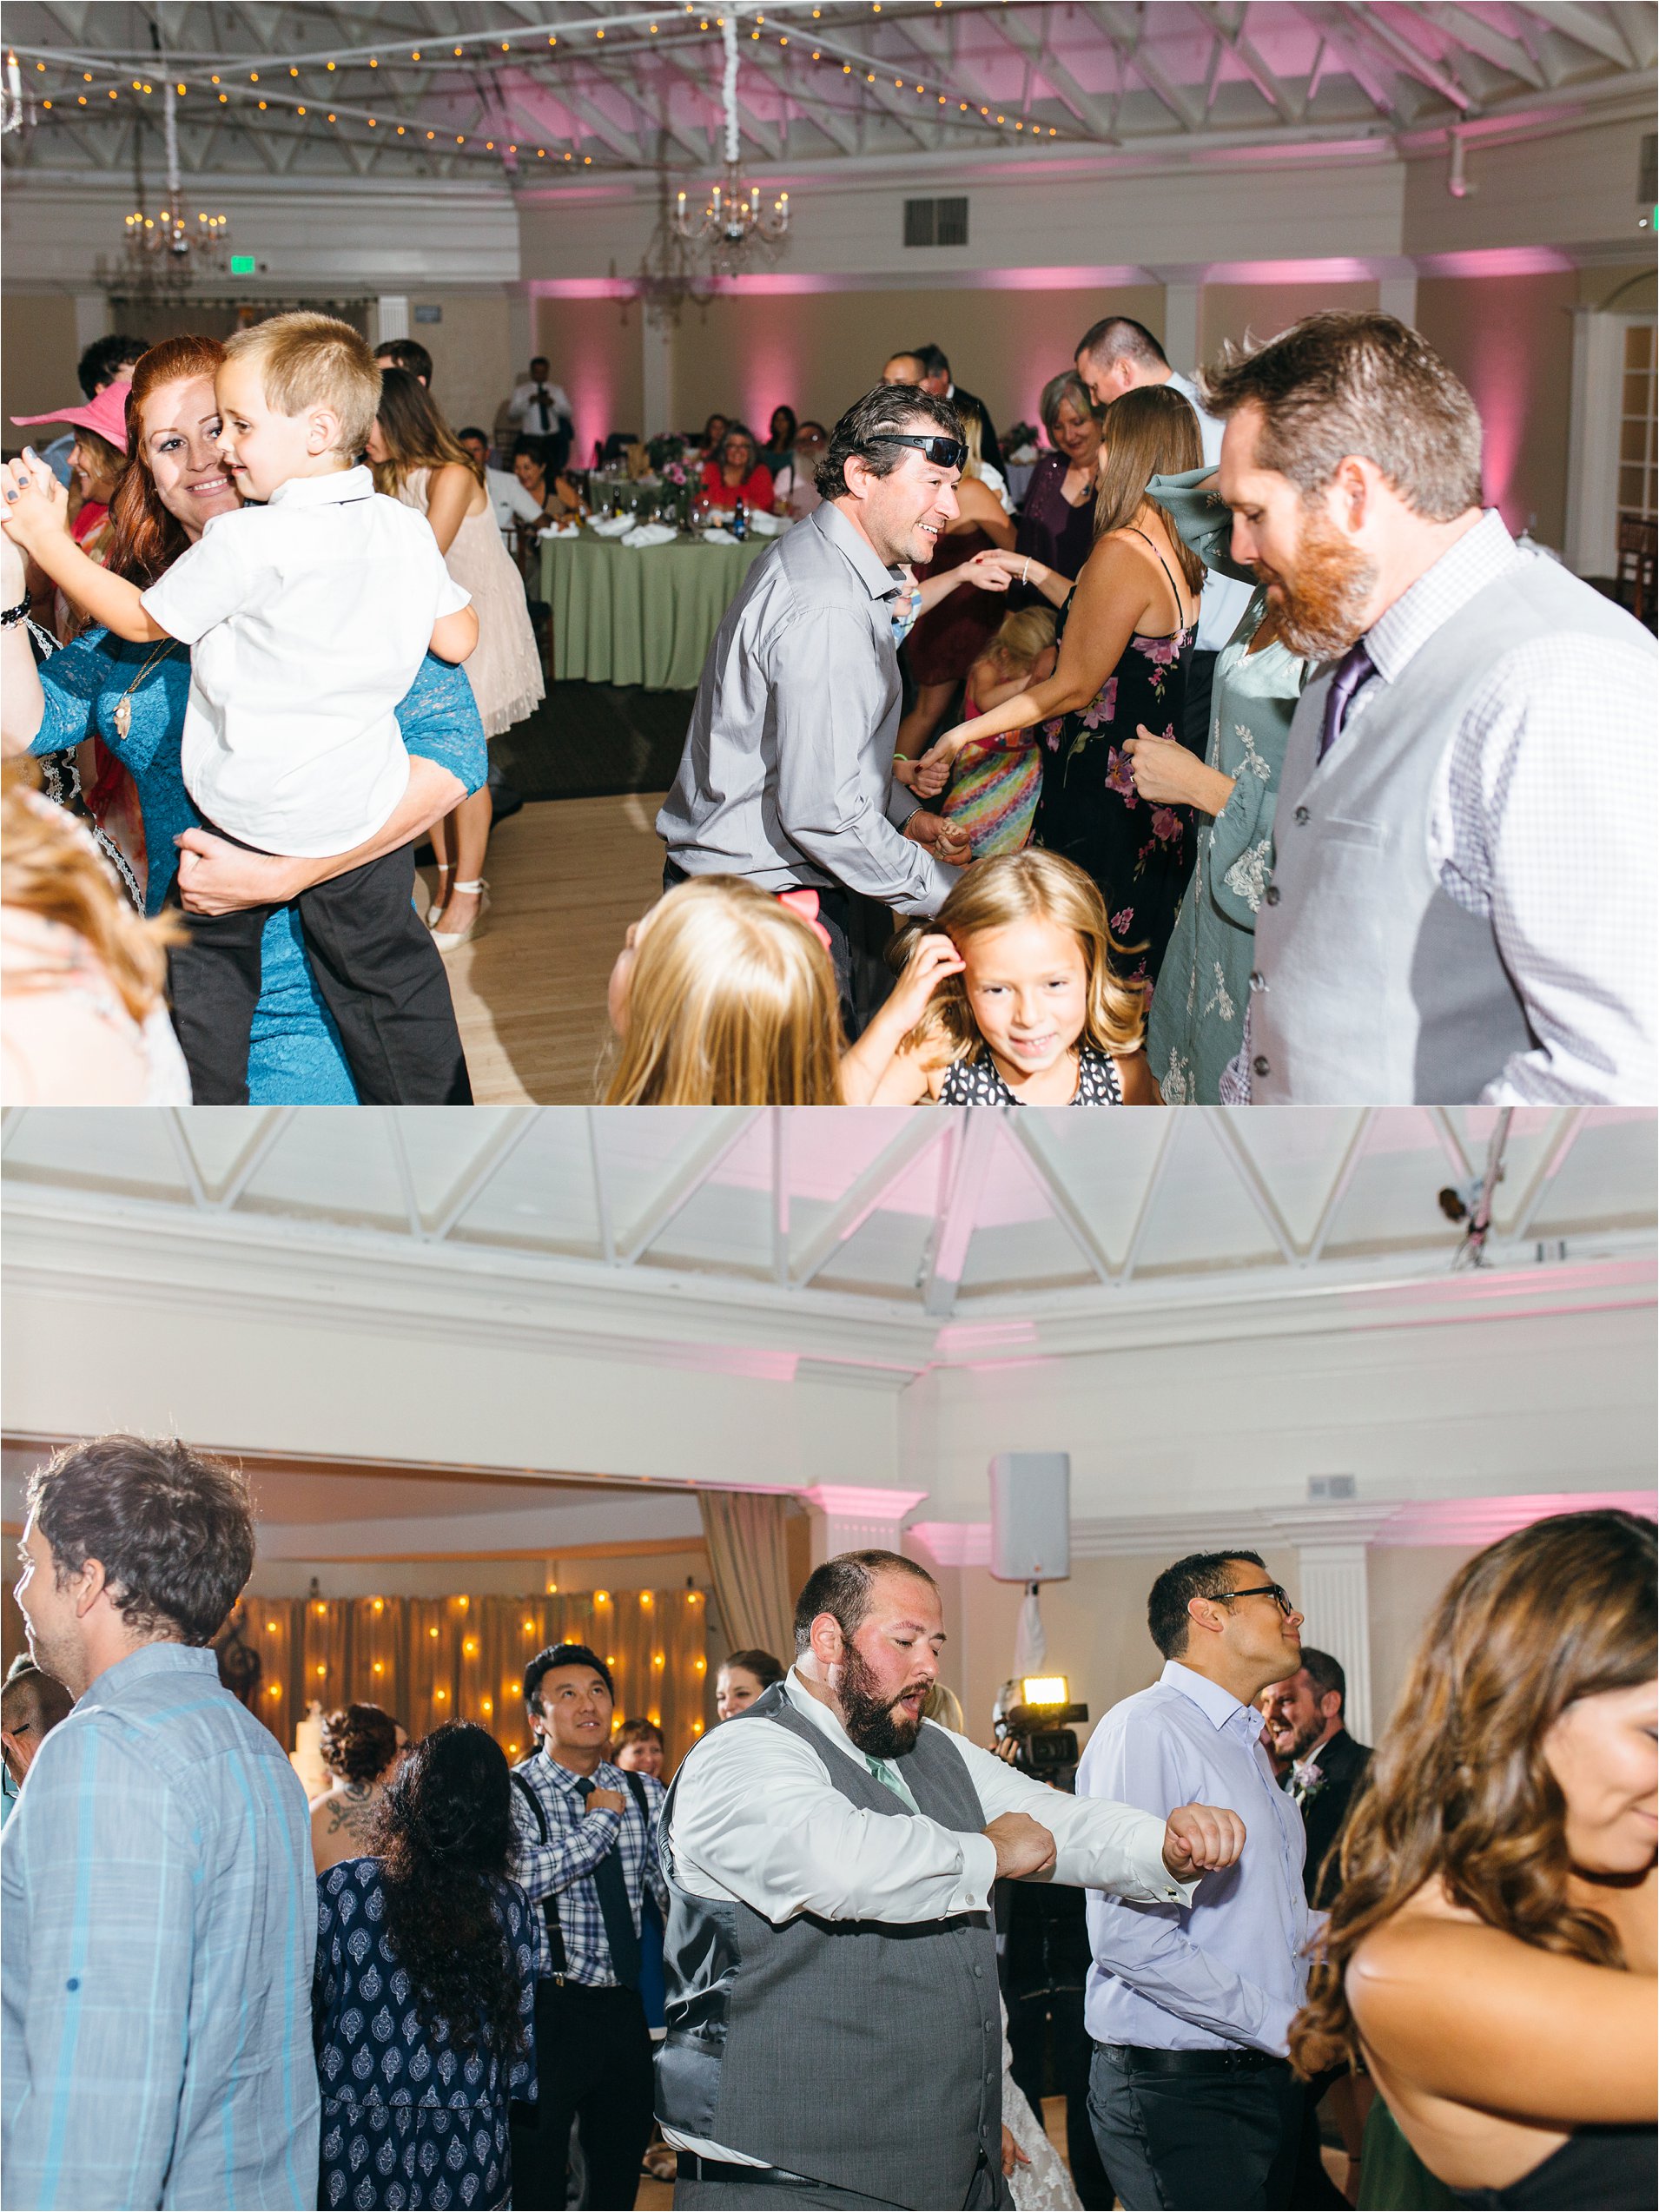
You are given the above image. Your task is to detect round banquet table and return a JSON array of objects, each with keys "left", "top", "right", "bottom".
[{"left": 539, "top": 528, "right": 771, "bottom": 689}]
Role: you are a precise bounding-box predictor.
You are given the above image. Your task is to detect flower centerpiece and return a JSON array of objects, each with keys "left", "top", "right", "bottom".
[
  {"left": 646, "top": 434, "right": 694, "bottom": 526},
  {"left": 1003, "top": 419, "right": 1042, "bottom": 463}
]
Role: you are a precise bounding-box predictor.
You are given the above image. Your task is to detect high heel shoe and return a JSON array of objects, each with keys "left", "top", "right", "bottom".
[
  {"left": 426, "top": 862, "right": 454, "bottom": 927},
  {"left": 431, "top": 879, "right": 490, "bottom": 954}
]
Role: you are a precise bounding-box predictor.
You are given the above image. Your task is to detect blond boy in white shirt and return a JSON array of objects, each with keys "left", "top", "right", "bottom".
[{"left": 3, "top": 313, "right": 479, "bottom": 1105}]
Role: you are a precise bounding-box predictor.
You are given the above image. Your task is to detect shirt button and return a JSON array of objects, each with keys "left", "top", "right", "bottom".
[
  {"left": 1264, "top": 885, "right": 1280, "bottom": 906},
  {"left": 1293, "top": 805, "right": 1309, "bottom": 825},
  {"left": 1253, "top": 1055, "right": 1271, "bottom": 1078},
  {"left": 974, "top": 1964, "right": 983, "bottom": 1978}
]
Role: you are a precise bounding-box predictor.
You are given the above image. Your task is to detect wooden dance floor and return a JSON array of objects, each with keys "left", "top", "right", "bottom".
[{"left": 422, "top": 791, "right": 668, "bottom": 1106}]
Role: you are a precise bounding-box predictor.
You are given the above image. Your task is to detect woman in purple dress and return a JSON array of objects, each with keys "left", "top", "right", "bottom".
[{"left": 1013, "top": 372, "right": 1105, "bottom": 598}]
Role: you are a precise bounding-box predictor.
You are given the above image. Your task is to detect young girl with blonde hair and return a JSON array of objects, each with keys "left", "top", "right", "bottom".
[
  {"left": 605, "top": 875, "right": 845, "bottom": 1105},
  {"left": 841, "top": 848, "right": 1158, "bottom": 1106},
  {"left": 898, "top": 606, "right": 1057, "bottom": 858}
]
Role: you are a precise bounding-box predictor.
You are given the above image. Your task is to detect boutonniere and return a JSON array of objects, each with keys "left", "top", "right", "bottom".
[{"left": 1290, "top": 1759, "right": 1326, "bottom": 1806}]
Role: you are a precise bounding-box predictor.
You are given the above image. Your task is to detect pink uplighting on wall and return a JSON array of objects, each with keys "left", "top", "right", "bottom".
[
  {"left": 1415, "top": 248, "right": 1575, "bottom": 278},
  {"left": 1202, "top": 258, "right": 1378, "bottom": 284}
]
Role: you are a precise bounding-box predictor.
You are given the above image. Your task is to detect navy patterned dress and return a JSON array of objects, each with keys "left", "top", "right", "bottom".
[{"left": 313, "top": 1859, "right": 537, "bottom": 2211}]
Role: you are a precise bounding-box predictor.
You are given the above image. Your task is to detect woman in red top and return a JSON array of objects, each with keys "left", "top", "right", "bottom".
[{"left": 697, "top": 423, "right": 775, "bottom": 512}]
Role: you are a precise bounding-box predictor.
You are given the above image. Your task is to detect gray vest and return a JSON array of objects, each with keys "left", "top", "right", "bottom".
[
  {"left": 656, "top": 1684, "right": 1002, "bottom": 2208},
  {"left": 1251, "top": 554, "right": 1653, "bottom": 1102}
]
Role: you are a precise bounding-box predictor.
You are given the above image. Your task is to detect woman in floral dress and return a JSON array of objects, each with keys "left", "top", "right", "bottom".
[
  {"left": 1132, "top": 466, "right": 1308, "bottom": 1103},
  {"left": 918, "top": 386, "right": 1204, "bottom": 991}
]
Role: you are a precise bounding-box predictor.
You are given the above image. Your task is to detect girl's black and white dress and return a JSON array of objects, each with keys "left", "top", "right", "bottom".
[{"left": 938, "top": 1046, "right": 1125, "bottom": 1105}]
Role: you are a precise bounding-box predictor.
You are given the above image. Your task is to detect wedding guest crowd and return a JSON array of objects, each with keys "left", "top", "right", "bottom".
[
  {"left": 1, "top": 1431, "right": 1652, "bottom": 2212},
  {"left": 4, "top": 307, "right": 1653, "bottom": 1106}
]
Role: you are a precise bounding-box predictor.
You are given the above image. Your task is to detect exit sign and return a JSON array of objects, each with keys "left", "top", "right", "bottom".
[{"left": 229, "top": 254, "right": 255, "bottom": 275}]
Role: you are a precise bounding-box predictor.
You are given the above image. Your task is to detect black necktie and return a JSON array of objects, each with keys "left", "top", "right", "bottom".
[
  {"left": 575, "top": 1776, "right": 642, "bottom": 1990},
  {"left": 535, "top": 385, "right": 551, "bottom": 434}
]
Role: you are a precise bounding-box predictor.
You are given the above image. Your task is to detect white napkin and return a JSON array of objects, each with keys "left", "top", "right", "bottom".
[
  {"left": 587, "top": 513, "right": 633, "bottom": 538},
  {"left": 747, "top": 510, "right": 787, "bottom": 537},
  {"left": 538, "top": 521, "right": 581, "bottom": 539},
  {"left": 621, "top": 522, "right": 678, "bottom": 549},
  {"left": 700, "top": 526, "right": 738, "bottom": 545}
]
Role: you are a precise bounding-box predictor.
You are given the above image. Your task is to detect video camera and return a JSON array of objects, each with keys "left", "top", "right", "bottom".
[{"left": 992, "top": 1675, "right": 1089, "bottom": 1786}]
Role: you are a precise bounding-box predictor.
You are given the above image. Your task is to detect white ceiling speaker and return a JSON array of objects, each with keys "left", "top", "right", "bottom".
[{"left": 988, "top": 1453, "right": 1071, "bottom": 1583}]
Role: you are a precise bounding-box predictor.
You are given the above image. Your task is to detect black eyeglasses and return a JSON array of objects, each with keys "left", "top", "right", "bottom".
[
  {"left": 864, "top": 432, "right": 968, "bottom": 471},
  {"left": 1222, "top": 1583, "right": 1296, "bottom": 1616}
]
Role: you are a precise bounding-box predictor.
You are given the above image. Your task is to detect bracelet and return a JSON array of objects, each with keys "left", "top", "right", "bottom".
[
  {"left": 0, "top": 593, "right": 30, "bottom": 629},
  {"left": 1021, "top": 558, "right": 1031, "bottom": 586}
]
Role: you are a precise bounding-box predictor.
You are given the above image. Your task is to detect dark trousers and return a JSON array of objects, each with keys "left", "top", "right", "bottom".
[
  {"left": 662, "top": 860, "right": 860, "bottom": 1039},
  {"left": 1183, "top": 648, "right": 1219, "bottom": 759},
  {"left": 168, "top": 829, "right": 472, "bottom": 1105},
  {"left": 1289, "top": 2070, "right": 1350, "bottom": 2209},
  {"left": 511, "top": 1980, "right": 654, "bottom": 2211},
  {"left": 674, "top": 2159, "right": 1004, "bottom": 2209},
  {"left": 1087, "top": 2044, "right": 1303, "bottom": 2211}
]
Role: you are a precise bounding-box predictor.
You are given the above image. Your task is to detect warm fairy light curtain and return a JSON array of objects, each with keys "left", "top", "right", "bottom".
[
  {"left": 697, "top": 1490, "right": 796, "bottom": 1667},
  {"left": 238, "top": 1589, "right": 709, "bottom": 1769}
]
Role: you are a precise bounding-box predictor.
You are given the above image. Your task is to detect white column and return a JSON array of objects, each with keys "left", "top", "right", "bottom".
[
  {"left": 641, "top": 308, "right": 676, "bottom": 439},
  {"left": 73, "top": 293, "right": 109, "bottom": 353},
  {"left": 1295, "top": 1541, "right": 1374, "bottom": 1742},
  {"left": 802, "top": 1485, "right": 929, "bottom": 1566},
  {"left": 1162, "top": 281, "right": 1200, "bottom": 375},
  {"left": 1377, "top": 274, "right": 1418, "bottom": 327},
  {"left": 507, "top": 284, "right": 535, "bottom": 380},
  {"left": 1564, "top": 307, "right": 1625, "bottom": 577},
  {"left": 371, "top": 295, "right": 411, "bottom": 348}
]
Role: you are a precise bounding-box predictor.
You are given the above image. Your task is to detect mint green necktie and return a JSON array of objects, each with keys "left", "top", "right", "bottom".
[{"left": 866, "top": 1754, "right": 915, "bottom": 1810}]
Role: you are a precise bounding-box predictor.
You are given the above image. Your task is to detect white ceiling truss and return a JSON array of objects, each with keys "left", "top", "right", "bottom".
[
  {"left": 2, "top": 1103, "right": 1652, "bottom": 1324},
  {"left": 2, "top": 3, "right": 1652, "bottom": 186}
]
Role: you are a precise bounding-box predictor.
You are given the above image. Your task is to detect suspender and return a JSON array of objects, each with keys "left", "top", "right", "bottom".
[{"left": 511, "top": 1765, "right": 649, "bottom": 1984}]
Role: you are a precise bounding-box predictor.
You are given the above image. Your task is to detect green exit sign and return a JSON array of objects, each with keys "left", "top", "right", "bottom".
[{"left": 229, "top": 254, "right": 256, "bottom": 275}]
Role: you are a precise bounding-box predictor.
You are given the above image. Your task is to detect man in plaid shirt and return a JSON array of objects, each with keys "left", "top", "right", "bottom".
[{"left": 508, "top": 1641, "right": 667, "bottom": 2211}]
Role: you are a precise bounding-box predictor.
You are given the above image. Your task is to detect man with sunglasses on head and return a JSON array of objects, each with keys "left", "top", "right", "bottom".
[
  {"left": 1076, "top": 1552, "right": 1318, "bottom": 2211},
  {"left": 658, "top": 385, "right": 982, "bottom": 1033}
]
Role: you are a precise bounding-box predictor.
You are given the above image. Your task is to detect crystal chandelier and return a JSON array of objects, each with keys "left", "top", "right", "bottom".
[
  {"left": 672, "top": 15, "right": 790, "bottom": 267},
  {"left": 102, "top": 79, "right": 231, "bottom": 296}
]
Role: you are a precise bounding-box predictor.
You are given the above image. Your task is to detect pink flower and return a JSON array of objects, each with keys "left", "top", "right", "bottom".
[
  {"left": 1041, "top": 717, "right": 1064, "bottom": 751},
  {"left": 1137, "top": 636, "right": 1181, "bottom": 666},
  {"left": 1081, "top": 678, "right": 1118, "bottom": 730},
  {"left": 1110, "top": 908, "right": 1134, "bottom": 934},
  {"left": 1151, "top": 808, "right": 1183, "bottom": 843},
  {"left": 1105, "top": 749, "right": 1137, "bottom": 802}
]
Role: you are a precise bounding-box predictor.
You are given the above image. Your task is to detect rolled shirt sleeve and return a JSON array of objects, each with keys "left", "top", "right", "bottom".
[
  {"left": 766, "top": 604, "right": 956, "bottom": 917},
  {"left": 140, "top": 518, "right": 255, "bottom": 644}
]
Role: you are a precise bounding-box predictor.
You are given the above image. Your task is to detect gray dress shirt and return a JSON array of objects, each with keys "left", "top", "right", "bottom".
[{"left": 658, "top": 499, "right": 959, "bottom": 916}]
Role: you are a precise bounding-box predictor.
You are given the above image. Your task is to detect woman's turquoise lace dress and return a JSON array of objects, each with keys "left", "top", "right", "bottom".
[
  {"left": 30, "top": 635, "right": 486, "bottom": 1104},
  {"left": 1145, "top": 466, "right": 1307, "bottom": 1104}
]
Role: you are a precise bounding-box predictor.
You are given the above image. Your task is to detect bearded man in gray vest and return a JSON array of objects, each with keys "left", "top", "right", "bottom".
[
  {"left": 1200, "top": 311, "right": 1656, "bottom": 1104},
  {"left": 657, "top": 1549, "right": 1246, "bottom": 2209}
]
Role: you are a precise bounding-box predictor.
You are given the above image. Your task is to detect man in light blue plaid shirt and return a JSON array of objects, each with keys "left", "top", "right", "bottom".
[
  {"left": 2, "top": 1436, "right": 318, "bottom": 2212},
  {"left": 508, "top": 1640, "right": 667, "bottom": 2210}
]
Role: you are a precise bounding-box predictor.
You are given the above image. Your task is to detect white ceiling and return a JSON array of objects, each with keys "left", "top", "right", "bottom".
[
  {"left": 3, "top": 2, "right": 1651, "bottom": 182},
  {"left": 3, "top": 1103, "right": 1652, "bottom": 1321}
]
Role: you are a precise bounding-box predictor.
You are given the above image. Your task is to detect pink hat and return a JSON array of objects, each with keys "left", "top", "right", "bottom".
[{"left": 11, "top": 378, "right": 132, "bottom": 452}]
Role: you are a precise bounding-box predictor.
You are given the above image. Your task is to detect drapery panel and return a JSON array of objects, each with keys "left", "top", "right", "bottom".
[{"left": 697, "top": 1490, "right": 796, "bottom": 1667}]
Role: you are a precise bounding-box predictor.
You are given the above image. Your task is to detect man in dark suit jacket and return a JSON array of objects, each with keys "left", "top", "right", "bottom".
[
  {"left": 1262, "top": 1646, "right": 1372, "bottom": 1907},
  {"left": 882, "top": 343, "right": 1005, "bottom": 477}
]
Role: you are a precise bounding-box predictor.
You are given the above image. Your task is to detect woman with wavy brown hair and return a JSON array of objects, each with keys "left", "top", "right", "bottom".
[
  {"left": 312, "top": 1721, "right": 537, "bottom": 2211},
  {"left": 1291, "top": 1510, "right": 1656, "bottom": 2209}
]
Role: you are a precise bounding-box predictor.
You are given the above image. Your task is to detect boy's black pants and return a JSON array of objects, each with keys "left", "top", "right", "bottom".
[{"left": 169, "top": 831, "right": 472, "bottom": 1105}]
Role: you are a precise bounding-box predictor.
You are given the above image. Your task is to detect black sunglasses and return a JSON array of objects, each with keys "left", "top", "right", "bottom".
[
  {"left": 864, "top": 432, "right": 968, "bottom": 471},
  {"left": 1222, "top": 1582, "right": 1296, "bottom": 1616}
]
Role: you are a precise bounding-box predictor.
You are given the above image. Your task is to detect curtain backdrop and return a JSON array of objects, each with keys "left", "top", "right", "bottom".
[
  {"left": 697, "top": 1490, "right": 796, "bottom": 1668},
  {"left": 234, "top": 1588, "right": 709, "bottom": 1770}
]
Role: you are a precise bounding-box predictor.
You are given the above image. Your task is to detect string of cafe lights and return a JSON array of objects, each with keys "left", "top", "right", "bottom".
[{"left": 7, "top": 2, "right": 1068, "bottom": 175}]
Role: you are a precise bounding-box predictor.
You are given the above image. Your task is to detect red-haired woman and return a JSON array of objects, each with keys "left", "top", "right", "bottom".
[
  {"left": 1291, "top": 1510, "right": 1656, "bottom": 2209},
  {"left": 0, "top": 334, "right": 486, "bottom": 1102}
]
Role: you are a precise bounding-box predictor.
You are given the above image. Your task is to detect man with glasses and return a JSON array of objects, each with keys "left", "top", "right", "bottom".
[
  {"left": 1075, "top": 1551, "right": 1314, "bottom": 2209},
  {"left": 658, "top": 384, "right": 978, "bottom": 1032}
]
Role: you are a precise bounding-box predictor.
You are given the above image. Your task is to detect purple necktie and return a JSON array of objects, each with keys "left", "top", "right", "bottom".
[{"left": 1318, "top": 639, "right": 1375, "bottom": 762}]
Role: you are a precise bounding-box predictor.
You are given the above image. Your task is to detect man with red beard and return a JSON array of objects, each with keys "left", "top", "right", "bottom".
[
  {"left": 1200, "top": 311, "right": 1656, "bottom": 1105},
  {"left": 656, "top": 1548, "right": 1246, "bottom": 2209}
]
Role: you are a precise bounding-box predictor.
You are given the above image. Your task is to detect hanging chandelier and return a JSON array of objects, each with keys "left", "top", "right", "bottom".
[
  {"left": 672, "top": 14, "right": 789, "bottom": 267},
  {"left": 102, "top": 77, "right": 231, "bottom": 296}
]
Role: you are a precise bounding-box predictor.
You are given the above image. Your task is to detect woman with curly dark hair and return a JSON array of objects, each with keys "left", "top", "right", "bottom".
[
  {"left": 1290, "top": 1510, "right": 1656, "bottom": 2209},
  {"left": 308, "top": 1701, "right": 404, "bottom": 1874},
  {"left": 312, "top": 1722, "right": 537, "bottom": 2211}
]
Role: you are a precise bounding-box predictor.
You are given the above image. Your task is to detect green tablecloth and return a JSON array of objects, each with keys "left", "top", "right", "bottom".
[{"left": 540, "top": 530, "right": 771, "bottom": 690}]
